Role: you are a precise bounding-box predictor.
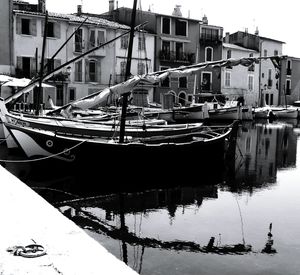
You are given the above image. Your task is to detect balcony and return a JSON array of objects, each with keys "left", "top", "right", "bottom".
[
  {"left": 199, "top": 33, "right": 223, "bottom": 42},
  {"left": 159, "top": 50, "right": 195, "bottom": 64}
]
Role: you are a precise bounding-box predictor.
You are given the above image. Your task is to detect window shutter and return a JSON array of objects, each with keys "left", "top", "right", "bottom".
[
  {"left": 16, "top": 56, "right": 22, "bottom": 70},
  {"left": 30, "top": 19, "right": 37, "bottom": 36},
  {"left": 30, "top": 57, "right": 37, "bottom": 77},
  {"left": 85, "top": 59, "right": 89, "bottom": 82},
  {"left": 54, "top": 22, "right": 61, "bottom": 39},
  {"left": 96, "top": 60, "right": 101, "bottom": 82},
  {"left": 16, "top": 17, "right": 21, "bottom": 34},
  {"left": 41, "top": 20, "right": 44, "bottom": 36},
  {"left": 54, "top": 59, "right": 61, "bottom": 69}
]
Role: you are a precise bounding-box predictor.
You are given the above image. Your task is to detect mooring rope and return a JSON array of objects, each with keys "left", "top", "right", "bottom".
[
  {"left": 0, "top": 140, "right": 86, "bottom": 163},
  {"left": 0, "top": 133, "right": 12, "bottom": 144},
  {"left": 32, "top": 187, "right": 81, "bottom": 198}
]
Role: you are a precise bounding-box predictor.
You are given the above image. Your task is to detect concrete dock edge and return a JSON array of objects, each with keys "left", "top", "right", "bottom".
[{"left": 0, "top": 165, "right": 138, "bottom": 274}]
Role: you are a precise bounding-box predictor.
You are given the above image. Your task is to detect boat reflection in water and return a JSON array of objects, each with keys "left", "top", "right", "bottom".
[{"left": 1, "top": 120, "right": 299, "bottom": 275}]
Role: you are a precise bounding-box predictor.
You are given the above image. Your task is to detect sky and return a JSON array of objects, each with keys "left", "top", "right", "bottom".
[{"left": 27, "top": 0, "right": 300, "bottom": 57}]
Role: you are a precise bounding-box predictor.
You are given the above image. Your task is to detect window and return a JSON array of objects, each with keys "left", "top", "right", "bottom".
[
  {"left": 21, "top": 18, "right": 30, "bottom": 35},
  {"left": 225, "top": 71, "right": 231, "bottom": 87},
  {"left": 205, "top": 47, "right": 213, "bottom": 61},
  {"left": 286, "top": 79, "right": 291, "bottom": 95},
  {"left": 287, "top": 60, "right": 292, "bottom": 75},
  {"left": 137, "top": 62, "right": 145, "bottom": 75},
  {"left": 89, "top": 60, "right": 97, "bottom": 82},
  {"left": 75, "top": 28, "right": 83, "bottom": 52},
  {"left": 201, "top": 27, "right": 220, "bottom": 40},
  {"left": 162, "top": 17, "right": 170, "bottom": 34},
  {"left": 56, "top": 84, "right": 63, "bottom": 106},
  {"left": 274, "top": 50, "right": 279, "bottom": 56},
  {"left": 46, "top": 58, "right": 54, "bottom": 74},
  {"left": 75, "top": 60, "right": 82, "bottom": 82},
  {"left": 264, "top": 49, "right": 268, "bottom": 57},
  {"left": 161, "top": 41, "right": 171, "bottom": 60},
  {"left": 121, "top": 35, "right": 129, "bottom": 49},
  {"left": 175, "top": 19, "right": 187, "bottom": 36},
  {"left": 270, "top": 94, "right": 273, "bottom": 105},
  {"left": 268, "top": 69, "right": 272, "bottom": 87},
  {"left": 120, "top": 61, "right": 126, "bottom": 76},
  {"left": 175, "top": 42, "right": 184, "bottom": 60},
  {"left": 89, "top": 30, "right": 96, "bottom": 48},
  {"left": 227, "top": 50, "right": 231, "bottom": 59},
  {"left": 248, "top": 75, "right": 254, "bottom": 91},
  {"left": 16, "top": 56, "right": 34, "bottom": 78},
  {"left": 138, "top": 36, "right": 145, "bottom": 51},
  {"left": 179, "top": 77, "right": 187, "bottom": 88},
  {"left": 46, "top": 22, "right": 54, "bottom": 37},
  {"left": 248, "top": 53, "right": 255, "bottom": 71},
  {"left": 69, "top": 88, "right": 76, "bottom": 101},
  {"left": 201, "top": 72, "right": 211, "bottom": 90},
  {"left": 97, "top": 30, "right": 105, "bottom": 45},
  {"left": 17, "top": 17, "right": 37, "bottom": 36}
]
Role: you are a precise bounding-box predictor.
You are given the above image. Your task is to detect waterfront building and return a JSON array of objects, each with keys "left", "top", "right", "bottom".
[
  {"left": 279, "top": 56, "right": 300, "bottom": 106},
  {"left": 0, "top": 0, "right": 14, "bottom": 74},
  {"left": 198, "top": 15, "right": 223, "bottom": 97},
  {"left": 104, "top": 4, "right": 201, "bottom": 106},
  {"left": 227, "top": 30, "right": 285, "bottom": 106},
  {"left": 222, "top": 37, "right": 260, "bottom": 107},
  {"left": 0, "top": 0, "right": 155, "bottom": 108}
]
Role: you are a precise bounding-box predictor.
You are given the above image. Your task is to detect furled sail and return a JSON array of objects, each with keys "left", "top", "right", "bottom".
[{"left": 51, "top": 56, "right": 271, "bottom": 114}]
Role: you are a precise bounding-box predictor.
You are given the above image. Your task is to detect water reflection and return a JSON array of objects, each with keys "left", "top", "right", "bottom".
[
  {"left": 0, "top": 120, "right": 299, "bottom": 274},
  {"left": 224, "top": 120, "right": 298, "bottom": 193}
]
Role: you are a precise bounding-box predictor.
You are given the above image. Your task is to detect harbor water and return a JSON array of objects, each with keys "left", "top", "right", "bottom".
[{"left": 1, "top": 119, "right": 300, "bottom": 275}]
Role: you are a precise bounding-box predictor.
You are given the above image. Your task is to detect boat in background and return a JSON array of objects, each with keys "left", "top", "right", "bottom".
[
  {"left": 253, "top": 106, "right": 275, "bottom": 119},
  {"left": 269, "top": 105, "right": 299, "bottom": 119},
  {"left": 207, "top": 100, "right": 241, "bottom": 121}
]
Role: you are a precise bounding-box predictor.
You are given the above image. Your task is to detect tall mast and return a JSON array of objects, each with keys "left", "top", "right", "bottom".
[
  {"left": 192, "top": 45, "right": 199, "bottom": 104},
  {"left": 119, "top": 0, "right": 138, "bottom": 143},
  {"left": 35, "top": 11, "right": 48, "bottom": 115}
]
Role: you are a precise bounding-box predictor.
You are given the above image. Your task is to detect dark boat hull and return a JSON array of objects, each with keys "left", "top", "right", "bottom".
[{"left": 5, "top": 122, "right": 235, "bottom": 183}]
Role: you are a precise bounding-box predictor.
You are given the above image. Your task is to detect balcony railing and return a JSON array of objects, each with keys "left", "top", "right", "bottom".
[
  {"left": 200, "top": 33, "right": 223, "bottom": 42},
  {"left": 159, "top": 50, "right": 195, "bottom": 64}
]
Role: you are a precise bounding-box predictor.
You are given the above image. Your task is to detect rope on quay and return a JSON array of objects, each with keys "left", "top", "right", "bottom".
[{"left": 0, "top": 140, "right": 86, "bottom": 163}]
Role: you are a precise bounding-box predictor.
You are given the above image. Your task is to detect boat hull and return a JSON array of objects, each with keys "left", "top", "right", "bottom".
[
  {"left": 5, "top": 121, "right": 235, "bottom": 181},
  {"left": 5, "top": 112, "right": 203, "bottom": 139},
  {"left": 208, "top": 106, "right": 241, "bottom": 120}
]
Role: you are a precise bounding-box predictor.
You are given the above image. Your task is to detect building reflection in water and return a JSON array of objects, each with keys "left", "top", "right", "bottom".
[
  {"left": 225, "top": 120, "right": 298, "bottom": 193},
  {"left": 1, "top": 120, "right": 299, "bottom": 273}
]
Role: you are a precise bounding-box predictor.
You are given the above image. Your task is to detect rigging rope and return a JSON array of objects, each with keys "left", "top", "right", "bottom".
[{"left": 0, "top": 140, "right": 86, "bottom": 163}]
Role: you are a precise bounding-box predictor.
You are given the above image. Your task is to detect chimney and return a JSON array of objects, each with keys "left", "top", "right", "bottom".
[
  {"left": 109, "top": 0, "right": 114, "bottom": 13},
  {"left": 38, "top": 0, "right": 46, "bottom": 13},
  {"left": 77, "top": 4, "right": 82, "bottom": 15},
  {"left": 202, "top": 14, "right": 208, "bottom": 25},
  {"left": 172, "top": 5, "right": 182, "bottom": 17},
  {"left": 255, "top": 26, "right": 259, "bottom": 36},
  {"left": 224, "top": 32, "right": 230, "bottom": 43}
]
